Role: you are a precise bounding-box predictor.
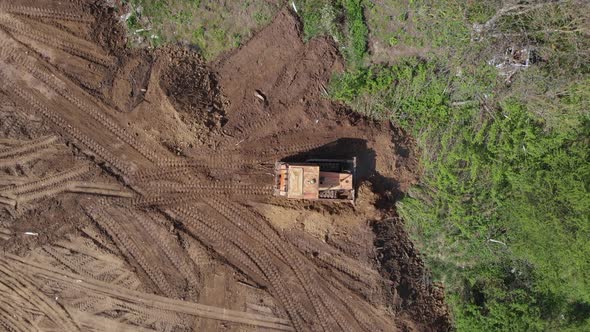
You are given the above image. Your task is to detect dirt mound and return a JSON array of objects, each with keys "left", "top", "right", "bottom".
[
  {"left": 0, "top": 2, "right": 450, "bottom": 331},
  {"left": 159, "top": 47, "right": 226, "bottom": 135}
]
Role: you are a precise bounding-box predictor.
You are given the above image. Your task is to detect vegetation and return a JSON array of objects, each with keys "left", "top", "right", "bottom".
[
  {"left": 297, "top": 0, "right": 368, "bottom": 66},
  {"left": 329, "top": 0, "right": 590, "bottom": 330},
  {"left": 122, "top": 0, "right": 279, "bottom": 60}
]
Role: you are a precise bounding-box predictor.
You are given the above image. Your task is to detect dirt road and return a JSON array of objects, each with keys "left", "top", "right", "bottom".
[{"left": 0, "top": 1, "right": 449, "bottom": 331}]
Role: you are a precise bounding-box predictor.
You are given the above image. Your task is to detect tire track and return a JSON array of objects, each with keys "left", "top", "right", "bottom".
[
  {"left": 206, "top": 199, "right": 342, "bottom": 331},
  {"left": 7, "top": 165, "right": 89, "bottom": 195},
  {"left": 85, "top": 204, "right": 179, "bottom": 299},
  {"left": 0, "top": 3, "right": 94, "bottom": 23},
  {"left": 0, "top": 148, "right": 53, "bottom": 168},
  {"left": 170, "top": 205, "right": 311, "bottom": 331},
  {"left": 4, "top": 253, "right": 295, "bottom": 331},
  {"left": 0, "top": 135, "right": 57, "bottom": 159},
  {"left": 131, "top": 210, "right": 202, "bottom": 300},
  {"left": 0, "top": 13, "right": 113, "bottom": 67},
  {"left": 68, "top": 181, "right": 135, "bottom": 198},
  {"left": 0, "top": 50, "right": 157, "bottom": 165},
  {"left": 166, "top": 206, "right": 268, "bottom": 288},
  {"left": 0, "top": 67, "right": 133, "bottom": 175},
  {"left": 0, "top": 257, "right": 80, "bottom": 331},
  {"left": 0, "top": 227, "right": 11, "bottom": 241},
  {"left": 0, "top": 300, "right": 30, "bottom": 332},
  {"left": 220, "top": 201, "right": 381, "bottom": 331},
  {"left": 144, "top": 182, "right": 273, "bottom": 196}
]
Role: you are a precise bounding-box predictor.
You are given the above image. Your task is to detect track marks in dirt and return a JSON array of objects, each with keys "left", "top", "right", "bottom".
[
  {"left": 68, "top": 181, "right": 134, "bottom": 198},
  {"left": 3, "top": 253, "right": 295, "bottom": 331},
  {"left": 85, "top": 204, "right": 180, "bottom": 299},
  {"left": 0, "top": 67, "right": 134, "bottom": 175},
  {"left": 205, "top": 198, "right": 336, "bottom": 330},
  {"left": 0, "top": 2, "right": 444, "bottom": 330},
  {"left": 0, "top": 13, "right": 113, "bottom": 67},
  {"left": 138, "top": 211, "right": 202, "bottom": 300},
  {"left": 144, "top": 181, "right": 273, "bottom": 197},
  {"left": 0, "top": 227, "right": 11, "bottom": 241},
  {"left": 0, "top": 3, "right": 93, "bottom": 23},
  {"left": 0, "top": 135, "right": 56, "bottom": 159},
  {"left": 0, "top": 135, "right": 56, "bottom": 168},
  {"left": 6, "top": 165, "right": 89, "bottom": 196},
  {"left": 0, "top": 165, "right": 132, "bottom": 209},
  {"left": 1, "top": 51, "right": 155, "bottom": 164},
  {"left": 0, "top": 256, "right": 80, "bottom": 331}
]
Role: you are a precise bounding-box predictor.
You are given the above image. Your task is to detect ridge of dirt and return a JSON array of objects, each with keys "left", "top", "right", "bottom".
[{"left": 0, "top": 1, "right": 450, "bottom": 331}]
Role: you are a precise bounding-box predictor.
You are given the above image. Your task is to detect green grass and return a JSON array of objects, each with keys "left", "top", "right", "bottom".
[
  {"left": 122, "top": 0, "right": 280, "bottom": 60},
  {"left": 329, "top": 0, "right": 590, "bottom": 330},
  {"left": 296, "top": 0, "right": 367, "bottom": 67}
]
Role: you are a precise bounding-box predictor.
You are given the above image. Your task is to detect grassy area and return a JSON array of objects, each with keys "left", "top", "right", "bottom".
[
  {"left": 329, "top": 0, "right": 590, "bottom": 330},
  {"left": 122, "top": 0, "right": 280, "bottom": 60},
  {"left": 296, "top": 0, "right": 368, "bottom": 67}
]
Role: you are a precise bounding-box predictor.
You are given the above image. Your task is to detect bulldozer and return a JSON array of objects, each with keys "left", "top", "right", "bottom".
[{"left": 273, "top": 158, "right": 356, "bottom": 203}]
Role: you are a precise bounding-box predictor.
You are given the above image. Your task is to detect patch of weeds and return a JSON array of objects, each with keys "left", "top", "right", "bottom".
[
  {"left": 341, "top": 0, "right": 368, "bottom": 67},
  {"left": 296, "top": 0, "right": 368, "bottom": 67},
  {"left": 124, "top": 0, "right": 281, "bottom": 59},
  {"left": 231, "top": 33, "right": 242, "bottom": 48},
  {"left": 465, "top": 1, "right": 500, "bottom": 24},
  {"left": 253, "top": 10, "right": 271, "bottom": 26}
]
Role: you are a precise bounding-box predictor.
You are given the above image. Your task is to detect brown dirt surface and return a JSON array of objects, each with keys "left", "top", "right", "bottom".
[{"left": 0, "top": 1, "right": 450, "bottom": 331}]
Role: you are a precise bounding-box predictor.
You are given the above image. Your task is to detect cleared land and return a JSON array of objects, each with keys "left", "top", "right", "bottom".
[{"left": 0, "top": 1, "right": 449, "bottom": 331}]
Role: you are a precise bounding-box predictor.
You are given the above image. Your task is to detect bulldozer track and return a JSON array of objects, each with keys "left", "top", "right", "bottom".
[
  {"left": 3, "top": 54, "right": 157, "bottom": 164},
  {"left": 144, "top": 182, "right": 273, "bottom": 196},
  {"left": 16, "top": 182, "right": 72, "bottom": 204},
  {"left": 207, "top": 199, "right": 341, "bottom": 331},
  {"left": 3, "top": 254, "right": 295, "bottom": 331},
  {"left": 132, "top": 210, "right": 201, "bottom": 299},
  {"left": 0, "top": 14, "right": 113, "bottom": 67},
  {"left": 324, "top": 281, "right": 379, "bottom": 332},
  {"left": 0, "top": 300, "right": 31, "bottom": 332},
  {"left": 0, "top": 135, "right": 57, "bottom": 159},
  {"left": 68, "top": 181, "right": 135, "bottom": 198},
  {"left": 154, "top": 155, "right": 256, "bottom": 170},
  {"left": 259, "top": 139, "right": 336, "bottom": 159},
  {"left": 0, "top": 3, "right": 94, "bottom": 23},
  {"left": 133, "top": 165, "right": 198, "bottom": 182},
  {"left": 0, "top": 69, "right": 134, "bottom": 175},
  {"left": 171, "top": 205, "right": 310, "bottom": 330},
  {"left": 8, "top": 165, "right": 89, "bottom": 195},
  {"left": 222, "top": 114, "right": 274, "bottom": 146},
  {"left": 166, "top": 207, "right": 268, "bottom": 288},
  {"left": 70, "top": 308, "right": 157, "bottom": 332},
  {"left": 130, "top": 192, "right": 207, "bottom": 208},
  {"left": 0, "top": 257, "right": 80, "bottom": 331},
  {"left": 176, "top": 205, "right": 311, "bottom": 331},
  {"left": 42, "top": 246, "right": 93, "bottom": 277},
  {"left": 85, "top": 205, "right": 179, "bottom": 299},
  {"left": 316, "top": 252, "right": 381, "bottom": 289},
  {"left": 0, "top": 228, "right": 10, "bottom": 241},
  {"left": 0, "top": 195, "right": 16, "bottom": 207},
  {"left": 0, "top": 148, "right": 52, "bottom": 168}
]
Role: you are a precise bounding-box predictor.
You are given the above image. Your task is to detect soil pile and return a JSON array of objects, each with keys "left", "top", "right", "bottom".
[
  {"left": 159, "top": 47, "right": 226, "bottom": 135},
  {"left": 0, "top": 1, "right": 449, "bottom": 331}
]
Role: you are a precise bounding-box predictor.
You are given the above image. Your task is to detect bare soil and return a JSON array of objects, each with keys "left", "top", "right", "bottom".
[{"left": 0, "top": 1, "right": 450, "bottom": 331}]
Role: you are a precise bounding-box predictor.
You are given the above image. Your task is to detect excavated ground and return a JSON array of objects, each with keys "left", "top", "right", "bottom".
[{"left": 0, "top": 1, "right": 450, "bottom": 331}]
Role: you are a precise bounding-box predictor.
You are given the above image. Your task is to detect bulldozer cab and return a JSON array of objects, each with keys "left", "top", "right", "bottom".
[{"left": 274, "top": 158, "right": 356, "bottom": 203}]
